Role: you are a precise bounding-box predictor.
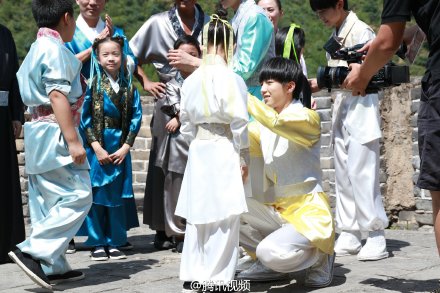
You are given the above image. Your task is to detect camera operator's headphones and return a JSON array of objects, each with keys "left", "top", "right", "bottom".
[{"left": 283, "top": 23, "right": 301, "bottom": 63}]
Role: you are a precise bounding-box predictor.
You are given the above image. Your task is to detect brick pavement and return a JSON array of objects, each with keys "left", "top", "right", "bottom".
[{"left": 1, "top": 216, "right": 439, "bottom": 293}]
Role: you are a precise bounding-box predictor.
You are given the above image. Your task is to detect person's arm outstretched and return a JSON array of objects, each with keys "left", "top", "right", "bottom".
[
  {"left": 342, "top": 22, "right": 406, "bottom": 96},
  {"left": 248, "top": 94, "right": 321, "bottom": 147}
]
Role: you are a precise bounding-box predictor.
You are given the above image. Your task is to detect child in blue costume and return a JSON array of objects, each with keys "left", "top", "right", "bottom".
[
  {"left": 80, "top": 36, "right": 142, "bottom": 261},
  {"left": 65, "top": 0, "right": 137, "bottom": 253}
]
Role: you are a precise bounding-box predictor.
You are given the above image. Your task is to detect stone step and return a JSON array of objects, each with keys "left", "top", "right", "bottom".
[
  {"left": 132, "top": 137, "right": 152, "bottom": 150},
  {"left": 137, "top": 125, "right": 151, "bottom": 138},
  {"left": 316, "top": 109, "right": 332, "bottom": 122},
  {"left": 130, "top": 149, "right": 150, "bottom": 161},
  {"left": 141, "top": 95, "right": 155, "bottom": 116},
  {"left": 313, "top": 96, "right": 332, "bottom": 109}
]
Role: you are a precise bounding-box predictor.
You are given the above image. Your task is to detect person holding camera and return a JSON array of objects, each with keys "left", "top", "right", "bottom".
[
  {"left": 343, "top": 0, "right": 440, "bottom": 256},
  {"left": 310, "top": 0, "right": 389, "bottom": 261}
]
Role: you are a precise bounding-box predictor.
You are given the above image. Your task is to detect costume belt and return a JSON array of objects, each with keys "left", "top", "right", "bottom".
[
  {"left": 0, "top": 91, "right": 9, "bottom": 106},
  {"left": 104, "top": 116, "right": 121, "bottom": 129},
  {"left": 196, "top": 123, "right": 232, "bottom": 140},
  {"left": 264, "top": 180, "right": 322, "bottom": 203},
  {"left": 31, "top": 96, "right": 84, "bottom": 126}
]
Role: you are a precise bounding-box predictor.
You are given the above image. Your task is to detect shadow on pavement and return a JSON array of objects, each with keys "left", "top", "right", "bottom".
[
  {"left": 243, "top": 262, "right": 350, "bottom": 292},
  {"left": 27, "top": 259, "right": 160, "bottom": 292},
  {"left": 360, "top": 277, "right": 440, "bottom": 293},
  {"left": 385, "top": 238, "right": 411, "bottom": 257}
]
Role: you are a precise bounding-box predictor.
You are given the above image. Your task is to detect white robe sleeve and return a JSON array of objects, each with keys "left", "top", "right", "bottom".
[
  {"left": 179, "top": 84, "right": 196, "bottom": 144},
  {"left": 229, "top": 74, "right": 250, "bottom": 151}
]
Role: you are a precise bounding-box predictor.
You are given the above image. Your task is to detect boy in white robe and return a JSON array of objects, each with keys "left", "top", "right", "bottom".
[{"left": 176, "top": 14, "right": 249, "bottom": 291}]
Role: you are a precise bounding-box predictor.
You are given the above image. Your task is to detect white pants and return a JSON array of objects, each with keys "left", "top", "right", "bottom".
[
  {"left": 334, "top": 123, "right": 388, "bottom": 232},
  {"left": 180, "top": 215, "right": 240, "bottom": 282},
  {"left": 18, "top": 164, "right": 92, "bottom": 275},
  {"left": 240, "top": 198, "right": 320, "bottom": 273}
]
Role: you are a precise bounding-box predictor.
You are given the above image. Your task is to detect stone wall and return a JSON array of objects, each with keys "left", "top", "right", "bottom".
[{"left": 16, "top": 80, "right": 432, "bottom": 229}]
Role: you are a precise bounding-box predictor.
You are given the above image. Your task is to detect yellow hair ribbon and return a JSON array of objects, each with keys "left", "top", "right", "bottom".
[
  {"left": 283, "top": 23, "right": 301, "bottom": 63},
  {"left": 202, "top": 14, "right": 234, "bottom": 67}
]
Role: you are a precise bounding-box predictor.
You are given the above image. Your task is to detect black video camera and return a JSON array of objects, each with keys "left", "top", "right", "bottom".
[{"left": 317, "top": 37, "right": 410, "bottom": 93}]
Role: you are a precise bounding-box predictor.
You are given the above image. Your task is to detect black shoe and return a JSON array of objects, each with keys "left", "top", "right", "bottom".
[
  {"left": 90, "top": 246, "right": 108, "bottom": 261},
  {"left": 8, "top": 249, "right": 52, "bottom": 290},
  {"left": 183, "top": 281, "right": 200, "bottom": 292},
  {"left": 107, "top": 247, "right": 127, "bottom": 260},
  {"left": 66, "top": 239, "right": 76, "bottom": 254},
  {"left": 153, "top": 231, "right": 174, "bottom": 250},
  {"left": 172, "top": 240, "right": 184, "bottom": 253},
  {"left": 47, "top": 270, "right": 85, "bottom": 285},
  {"left": 118, "top": 242, "right": 133, "bottom": 251}
]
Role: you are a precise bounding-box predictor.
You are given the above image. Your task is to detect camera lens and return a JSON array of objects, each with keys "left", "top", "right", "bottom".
[
  {"left": 317, "top": 66, "right": 348, "bottom": 90},
  {"left": 330, "top": 67, "right": 348, "bottom": 88}
]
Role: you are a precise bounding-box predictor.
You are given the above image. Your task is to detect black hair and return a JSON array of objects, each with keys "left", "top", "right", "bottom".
[
  {"left": 258, "top": 0, "right": 282, "bottom": 10},
  {"left": 275, "top": 26, "right": 305, "bottom": 62},
  {"left": 207, "top": 8, "right": 235, "bottom": 49},
  {"left": 92, "top": 36, "right": 124, "bottom": 54},
  {"left": 174, "top": 35, "right": 201, "bottom": 57},
  {"left": 31, "top": 0, "right": 74, "bottom": 28},
  {"left": 309, "top": 0, "right": 348, "bottom": 11},
  {"left": 259, "top": 57, "right": 304, "bottom": 100}
]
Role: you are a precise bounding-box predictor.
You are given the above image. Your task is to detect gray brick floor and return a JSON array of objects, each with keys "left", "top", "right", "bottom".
[{"left": 1, "top": 215, "right": 439, "bottom": 292}]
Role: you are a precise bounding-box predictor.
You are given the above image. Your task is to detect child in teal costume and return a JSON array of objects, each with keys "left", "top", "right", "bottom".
[{"left": 80, "top": 36, "right": 142, "bottom": 261}]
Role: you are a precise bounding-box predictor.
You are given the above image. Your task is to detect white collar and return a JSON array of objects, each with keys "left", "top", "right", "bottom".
[
  {"left": 287, "top": 99, "right": 304, "bottom": 110},
  {"left": 333, "top": 11, "right": 358, "bottom": 44},
  {"left": 175, "top": 5, "right": 199, "bottom": 34},
  {"left": 104, "top": 70, "right": 120, "bottom": 93},
  {"left": 76, "top": 14, "right": 106, "bottom": 43}
]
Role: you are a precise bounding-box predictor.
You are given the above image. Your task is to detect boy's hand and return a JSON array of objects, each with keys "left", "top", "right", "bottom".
[
  {"left": 241, "top": 165, "right": 249, "bottom": 183},
  {"left": 109, "top": 143, "right": 130, "bottom": 165},
  {"left": 165, "top": 117, "right": 180, "bottom": 133},
  {"left": 69, "top": 141, "right": 87, "bottom": 165}
]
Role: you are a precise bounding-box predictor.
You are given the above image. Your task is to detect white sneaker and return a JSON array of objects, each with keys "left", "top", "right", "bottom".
[
  {"left": 334, "top": 231, "right": 362, "bottom": 256},
  {"left": 304, "top": 252, "right": 335, "bottom": 288},
  {"left": 357, "top": 230, "right": 389, "bottom": 261},
  {"left": 236, "top": 255, "right": 255, "bottom": 273},
  {"left": 236, "top": 260, "right": 289, "bottom": 281}
]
